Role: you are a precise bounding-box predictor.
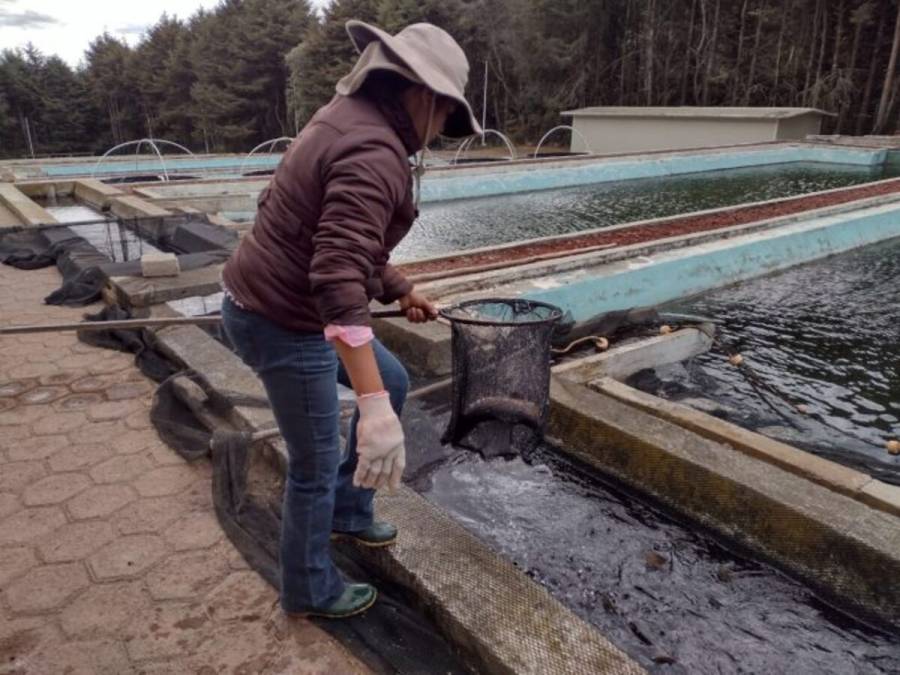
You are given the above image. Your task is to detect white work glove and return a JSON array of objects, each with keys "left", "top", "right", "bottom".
[{"left": 353, "top": 392, "right": 405, "bottom": 491}]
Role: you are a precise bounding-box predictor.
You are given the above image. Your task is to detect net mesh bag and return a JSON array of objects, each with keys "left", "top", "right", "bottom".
[{"left": 441, "top": 298, "right": 563, "bottom": 455}]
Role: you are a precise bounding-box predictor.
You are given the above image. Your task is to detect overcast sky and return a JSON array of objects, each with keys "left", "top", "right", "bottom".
[{"left": 0, "top": 0, "right": 326, "bottom": 68}]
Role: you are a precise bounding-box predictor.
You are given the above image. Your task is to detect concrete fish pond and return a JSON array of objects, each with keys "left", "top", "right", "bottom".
[
  {"left": 397, "top": 160, "right": 900, "bottom": 261},
  {"left": 634, "top": 236, "right": 900, "bottom": 485},
  {"left": 402, "top": 387, "right": 900, "bottom": 673}
]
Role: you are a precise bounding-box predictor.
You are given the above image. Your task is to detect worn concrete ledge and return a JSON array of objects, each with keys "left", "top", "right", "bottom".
[
  {"left": 73, "top": 178, "right": 125, "bottom": 209},
  {"left": 549, "top": 378, "right": 900, "bottom": 627},
  {"left": 15, "top": 179, "right": 76, "bottom": 199},
  {"left": 553, "top": 327, "right": 714, "bottom": 382},
  {"left": 591, "top": 377, "right": 900, "bottom": 519},
  {"left": 355, "top": 486, "right": 644, "bottom": 675},
  {"left": 372, "top": 316, "right": 452, "bottom": 377},
  {"left": 107, "top": 263, "right": 224, "bottom": 309},
  {"left": 0, "top": 182, "right": 58, "bottom": 226},
  {"left": 151, "top": 312, "right": 644, "bottom": 674},
  {"left": 109, "top": 194, "right": 173, "bottom": 220}
]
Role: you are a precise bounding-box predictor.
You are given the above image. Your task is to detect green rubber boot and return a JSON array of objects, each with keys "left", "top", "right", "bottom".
[
  {"left": 331, "top": 522, "right": 398, "bottom": 548},
  {"left": 295, "top": 583, "right": 377, "bottom": 619}
]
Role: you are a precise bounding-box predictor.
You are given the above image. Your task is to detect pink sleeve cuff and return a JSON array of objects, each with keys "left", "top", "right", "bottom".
[{"left": 324, "top": 324, "right": 374, "bottom": 348}]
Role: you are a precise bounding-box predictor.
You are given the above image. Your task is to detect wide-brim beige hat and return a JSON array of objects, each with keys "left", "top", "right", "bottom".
[{"left": 335, "top": 20, "right": 482, "bottom": 139}]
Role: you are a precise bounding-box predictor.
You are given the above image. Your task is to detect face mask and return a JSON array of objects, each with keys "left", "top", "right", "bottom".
[{"left": 414, "top": 92, "right": 436, "bottom": 210}]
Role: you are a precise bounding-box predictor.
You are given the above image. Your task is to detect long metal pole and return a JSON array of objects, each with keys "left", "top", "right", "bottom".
[{"left": 0, "top": 309, "right": 411, "bottom": 336}]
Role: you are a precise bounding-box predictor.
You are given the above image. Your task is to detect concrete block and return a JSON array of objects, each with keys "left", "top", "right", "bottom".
[
  {"left": 591, "top": 377, "right": 876, "bottom": 501},
  {"left": 141, "top": 252, "right": 180, "bottom": 278},
  {"left": 553, "top": 327, "right": 714, "bottom": 382}
]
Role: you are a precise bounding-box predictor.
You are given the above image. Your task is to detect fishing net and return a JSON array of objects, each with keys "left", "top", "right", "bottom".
[{"left": 441, "top": 298, "right": 563, "bottom": 456}]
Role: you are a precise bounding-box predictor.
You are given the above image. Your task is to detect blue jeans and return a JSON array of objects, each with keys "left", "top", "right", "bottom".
[{"left": 221, "top": 295, "right": 409, "bottom": 611}]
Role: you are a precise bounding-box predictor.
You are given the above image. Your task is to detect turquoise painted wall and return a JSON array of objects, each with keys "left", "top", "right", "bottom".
[
  {"left": 517, "top": 202, "right": 900, "bottom": 321},
  {"left": 421, "top": 146, "right": 888, "bottom": 203}
]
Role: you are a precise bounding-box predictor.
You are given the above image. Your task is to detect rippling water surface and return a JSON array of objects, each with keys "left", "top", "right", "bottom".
[
  {"left": 395, "top": 162, "right": 898, "bottom": 260},
  {"left": 631, "top": 237, "right": 900, "bottom": 483}
]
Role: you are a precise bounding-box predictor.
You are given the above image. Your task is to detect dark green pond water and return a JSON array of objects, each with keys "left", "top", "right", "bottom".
[
  {"left": 395, "top": 161, "right": 899, "bottom": 261},
  {"left": 631, "top": 237, "right": 900, "bottom": 484}
]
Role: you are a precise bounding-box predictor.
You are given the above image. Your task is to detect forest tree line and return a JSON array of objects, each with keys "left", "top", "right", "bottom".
[{"left": 1, "top": 0, "right": 899, "bottom": 159}]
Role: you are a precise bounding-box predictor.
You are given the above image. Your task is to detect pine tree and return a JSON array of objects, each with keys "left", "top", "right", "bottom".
[{"left": 286, "top": 0, "right": 380, "bottom": 130}]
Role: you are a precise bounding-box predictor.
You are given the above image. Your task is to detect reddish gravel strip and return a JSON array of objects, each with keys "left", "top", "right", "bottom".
[{"left": 398, "top": 178, "right": 900, "bottom": 278}]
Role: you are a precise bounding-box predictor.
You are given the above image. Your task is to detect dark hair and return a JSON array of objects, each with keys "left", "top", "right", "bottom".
[{"left": 358, "top": 69, "right": 419, "bottom": 102}]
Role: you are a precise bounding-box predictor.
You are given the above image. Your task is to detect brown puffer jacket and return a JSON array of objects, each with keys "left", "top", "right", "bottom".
[{"left": 222, "top": 93, "right": 419, "bottom": 332}]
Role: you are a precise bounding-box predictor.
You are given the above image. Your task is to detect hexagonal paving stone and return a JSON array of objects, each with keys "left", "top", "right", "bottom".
[
  {"left": 88, "top": 357, "right": 133, "bottom": 375},
  {"left": 19, "top": 386, "right": 67, "bottom": 405},
  {"left": 53, "top": 392, "right": 105, "bottom": 412},
  {"left": 183, "top": 614, "right": 286, "bottom": 675},
  {"left": 123, "top": 601, "right": 209, "bottom": 661},
  {"left": 204, "top": 570, "right": 273, "bottom": 622},
  {"left": 0, "top": 424, "right": 32, "bottom": 451},
  {"left": 88, "top": 453, "right": 155, "bottom": 484},
  {"left": 132, "top": 466, "right": 198, "bottom": 497},
  {"left": 66, "top": 484, "right": 136, "bottom": 520},
  {"left": 0, "top": 492, "right": 21, "bottom": 520},
  {"left": 111, "top": 496, "right": 188, "bottom": 535},
  {"left": 4, "top": 562, "right": 89, "bottom": 613},
  {"left": 7, "top": 362, "right": 56, "bottom": 380},
  {"left": 56, "top": 353, "right": 101, "bottom": 371},
  {"left": 105, "top": 380, "right": 153, "bottom": 401},
  {"left": 70, "top": 375, "right": 111, "bottom": 393},
  {"left": 0, "top": 546, "right": 37, "bottom": 586},
  {"left": 87, "top": 534, "right": 166, "bottom": 580},
  {"left": 144, "top": 441, "right": 188, "bottom": 467},
  {"left": 108, "top": 428, "right": 155, "bottom": 455},
  {"left": 145, "top": 548, "right": 231, "bottom": 601},
  {"left": 59, "top": 580, "right": 150, "bottom": 639},
  {"left": 86, "top": 400, "right": 142, "bottom": 423},
  {"left": 0, "top": 380, "right": 35, "bottom": 398},
  {"left": 163, "top": 511, "right": 224, "bottom": 552},
  {"left": 18, "top": 638, "right": 131, "bottom": 675},
  {"left": 0, "top": 460, "right": 46, "bottom": 493},
  {"left": 23, "top": 472, "right": 91, "bottom": 506},
  {"left": 5, "top": 433, "right": 68, "bottom": 462},
  {"left": 38, "top": 371, "right": 80, "bottom": 387},
  {"left": 37, "top": 520, "right": 116, "bottom": 563},
  {"left": 0, "top": 404, "right": 46, "bottom": 427},
  {"left": 32, "top": 411, "right": 87, "bottom": 436},
  {"left": 48, "top": 442, "right": 114, "bottom": 472},
  {"left": 0, "top": 506, "right": 67, "bottom": 545},
  {"left": 125, "top": 410, "right": 152, "bottom": 431},
  {"left": 66, "top": 420, "right": 118, "bottom": 444},
  {"left": 0, "top": 622, "right": 60, "bottom": 674}
]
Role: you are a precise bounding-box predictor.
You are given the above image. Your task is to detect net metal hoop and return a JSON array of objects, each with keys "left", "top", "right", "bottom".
[{"left": 439, "top": 298, "right": 564, "bottom": 327}]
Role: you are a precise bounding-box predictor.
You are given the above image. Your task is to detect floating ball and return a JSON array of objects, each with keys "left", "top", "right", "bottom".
[
  {"left": 887, "top": 440, "right": 900, "bottom": 455},
  {"left": 728, "top": 354, "right": 743, "bottom": 366},
  {"left": 659, "top": 325, "right": 672, "bottom": 335}
]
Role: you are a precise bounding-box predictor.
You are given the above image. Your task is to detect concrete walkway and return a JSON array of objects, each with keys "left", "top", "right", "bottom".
[{"left": 0, "top": 263, "right": 368, "bottom": 674}]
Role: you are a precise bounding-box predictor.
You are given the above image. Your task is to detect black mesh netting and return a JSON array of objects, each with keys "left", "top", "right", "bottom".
[
  {"left": 0, "top": 217, "right": 233, "bottom": 306},
  {"left": 441, "top": 299, "right": 563, "bottom": 456}
]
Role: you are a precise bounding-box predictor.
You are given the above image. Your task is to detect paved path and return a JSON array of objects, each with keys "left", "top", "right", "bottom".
[{"left": 0, "top": 263, "right": 368, "bottom": 674}]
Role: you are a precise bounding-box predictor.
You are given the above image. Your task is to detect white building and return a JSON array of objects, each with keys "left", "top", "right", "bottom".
[{"left": 561, "top": 107, "right": 834, "bottom": 155}]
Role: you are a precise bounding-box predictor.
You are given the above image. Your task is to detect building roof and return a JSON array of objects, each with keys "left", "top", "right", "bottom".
[{"left": 561, "top": 106, "right": 836, "bottom": 120}]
